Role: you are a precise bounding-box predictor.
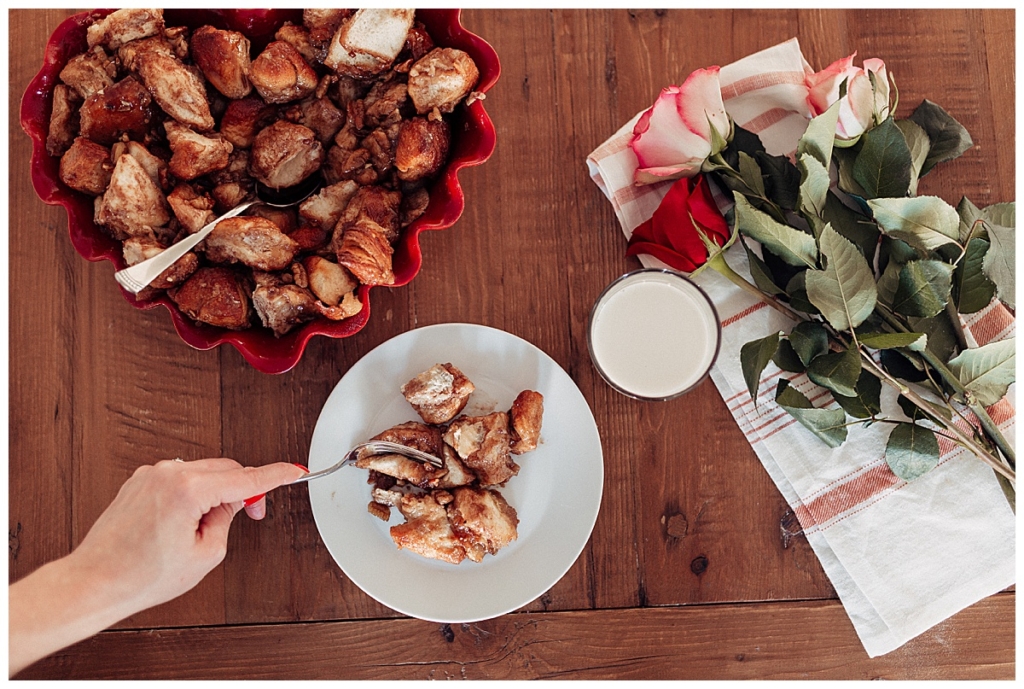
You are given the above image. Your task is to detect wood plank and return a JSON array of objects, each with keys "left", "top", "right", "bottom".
[
  {"left": 8, "top": 8, "right": 80, "bottom": 584},
  {"left": 18, "top": 593, "right": 1014, "bottom": 680}
]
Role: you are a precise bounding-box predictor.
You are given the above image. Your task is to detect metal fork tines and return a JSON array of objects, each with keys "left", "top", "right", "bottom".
[{"left": 292, "top": 441, "right": 443, "bottom": 485}]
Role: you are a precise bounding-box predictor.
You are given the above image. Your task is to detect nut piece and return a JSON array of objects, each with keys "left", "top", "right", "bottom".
[
  {"left": 87, "top": 9, "right": 164, "bottom": 50},
  {"left": 249, "top": 41, "right": 318, "bottom": 104},
  {"left": 169, "top": 266, "right": 252, "bottom": 330},
  {"left": 395, "top": 116, "right": 449, "bottom": 182},
  {"left": 136, "top": 52, "right": 214, "bottom": 130},
  {"left": 78, "top": 77, "right": 153, "bottom": 146},
  {"left": 443, "top": 412, "right": 518, "bottom": 486},
  {"left": 204, "top": 216, "right": 299, "bottom": 272},
  {"left": 509, "top": 390, "right": 544, "bottom": 454},
  {"left": 59, "top": 137, "right": 113, "bottom": 195},
  {"left": 401, "top": 363, "right": 475, "bottom": 425},
  {"left": 164, "top": 121, "right": 233, "bottom": 181},
  {"left": 190, "top": 25, "right": 253, "bottom": 99},
  {"left": 94, "top": 153, "right": 170, "bottom": 239},
  {"left": 407, "top": 47, "right": 480, "bottom": 115},
  {"left": 249, "top": 120, "right": 324, "bottom": 189},
  {"left": 324, "top": 9, "right": 415, "bottom": 77}
]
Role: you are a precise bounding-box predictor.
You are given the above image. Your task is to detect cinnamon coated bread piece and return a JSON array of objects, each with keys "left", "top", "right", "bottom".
[{"left": 401, "top": 363, "right": 475, "bottom": 425}]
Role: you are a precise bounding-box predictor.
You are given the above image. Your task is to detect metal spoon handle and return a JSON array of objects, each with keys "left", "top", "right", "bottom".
[{"left": 113, "top": 199, "right": 258, "bottom": 294}]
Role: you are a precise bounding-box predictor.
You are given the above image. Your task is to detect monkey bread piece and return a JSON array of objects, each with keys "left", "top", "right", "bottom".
[
  {"left": 395, "top": 117, "right": 449, "bottom": 182},
  {"left": 430, "top": 445, "right": 476, "bottom": 490},
  {"left": 443, "top": 412, "right": 518, "bottom": 487},
  {"left": 335, "top": 219, "right": 395, "bottom": 286},
  {"left": 509, "top": 390, "right": 544, "bottom": 455},
  {"left": 78, "top": 77, "right": 154, "bottom": 146},
  {"left": 94, "top": 153, "right": 170, "bottom": 239},
  {"left": 219, "top": 97, "right": 278, "bottom": 149},
  {"left": 111, "top": 140, "right": 168, "bottom": 190},
  {"left": 275, "top": 23, "right": 316, "bottom": 64},
  {"left": 447, "top": 486, "right": 519, "bottom": 563},
  {"left": 299, "top": 180, "right": 359, "bottom": 231},
  {"left": 250, "top": 274, "right": 321, "bottom": 337},
  {"left": 324, "top": 9, "right": 415, "bottom": 77},
  {"left": 249, "top": 120, "right": 324, "bottom": 190},
  {"left": 190, "top": 25, "right": 252, "bottom": 99},
  {"left": 401, "top": 363, "right": 475, "bottom": 425},
  {"left": 122, "top": 234, "right": 199, "bottom": 291},
  {"left": 59, "top": 137, "right": 113, "bottom": 195},
  {"left": 286, "top": 224, "right": 330, "bottom": 253},
  {"left": 336, "top": 185, "right": 402, "bottom": 244},
  {"left": 87, "top": 8, "right": 164, "bottom": 51},
  {"left": 46, "top": 85, "right": 81, "bottom": 157},
  {"left": 390, "top": 491, "right": 467, "bottom": 565},
  {"left": 407, "top": 48, "right": 480, "bottom": 115},
  {"left": 136, "top": 52, "right": 214, "bottom": 131},
  {"left": 249, "top": 41, "right": 318, "bottom": 105},
  {"left": 58, "top": 45, "right": 116, "bottom": 100},
  {"left": 164, "top": 121, "right": 233, "bottom": 181},
  {"left": 167, "top": 183, "right": 216, "bottom": 234},
  {"left": 117, "top": 34, "right": 176, "bottom": 72},
  {"left": 169, "top": 266, "right": 253, "bottom": 330},
  {"left": 302, "top": 255, "right": 358, "bottom": 307},
  {"left": 371, "top": 420, "right": 445, "bottom": 458},
  {"left": 302, "top": 9, "right": 352, "bottom": 61},
  {"left": 298, "top": 95, "right": 346, "bottom": 144},
  {"left": 353, "top": 452, "right": 444, "bottom": 489},
  {"left": 204, "top": 216, "right": 299, "bottom": 272}
]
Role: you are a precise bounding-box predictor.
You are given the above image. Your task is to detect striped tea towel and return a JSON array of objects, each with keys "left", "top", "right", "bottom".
[{"left": 586, "top": 38, "right": 1016, "bottom": 658}]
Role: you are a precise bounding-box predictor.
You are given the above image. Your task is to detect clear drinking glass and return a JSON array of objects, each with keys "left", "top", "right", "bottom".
[{"left": 587, "top": 268, "right": 722, "bottom": 401}]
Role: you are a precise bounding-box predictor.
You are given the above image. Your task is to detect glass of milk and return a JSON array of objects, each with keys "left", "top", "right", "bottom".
[{"left": 587, "top": 268, "right": 721, "bottom": 401}]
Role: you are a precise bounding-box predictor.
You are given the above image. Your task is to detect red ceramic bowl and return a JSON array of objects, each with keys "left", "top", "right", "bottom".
[{"left": 21, "top": 9, "right": 499, "bottom": 374}]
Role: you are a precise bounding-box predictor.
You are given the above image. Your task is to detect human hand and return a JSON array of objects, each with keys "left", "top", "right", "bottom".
[{"left": 70, "top": 457, "right": 308, "bottom": 618}]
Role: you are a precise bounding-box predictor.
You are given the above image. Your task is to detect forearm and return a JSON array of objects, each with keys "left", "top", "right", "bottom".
[{"left": 8, "top": 552, "right": 140, "bottom": 677}]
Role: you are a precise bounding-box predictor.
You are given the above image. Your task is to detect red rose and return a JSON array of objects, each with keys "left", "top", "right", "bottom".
[{"left": 625, "top": 174, "right": 730, "bottom": 272}]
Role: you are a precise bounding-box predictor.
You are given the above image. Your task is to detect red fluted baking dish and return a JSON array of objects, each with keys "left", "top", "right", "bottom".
[{"left": 21, "top": 9, "right": 499, "bottom": 373}]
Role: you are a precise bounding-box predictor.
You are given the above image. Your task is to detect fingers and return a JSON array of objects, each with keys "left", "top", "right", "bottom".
[
  {"left": 243, "top": 496, "right": 267, "bottom": 520},
  {"left": 201, "top": 462, "right": 309, "bottom": 508}
]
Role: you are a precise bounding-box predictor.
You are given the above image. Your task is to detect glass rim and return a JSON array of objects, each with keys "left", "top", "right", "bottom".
[{"left": 586, "top": 268, "right": 723, "bottom": 402}]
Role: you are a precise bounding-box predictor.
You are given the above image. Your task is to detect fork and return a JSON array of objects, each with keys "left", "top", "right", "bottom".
[{"left": 242, "top": 441, "right": 444, "bottom": 506}]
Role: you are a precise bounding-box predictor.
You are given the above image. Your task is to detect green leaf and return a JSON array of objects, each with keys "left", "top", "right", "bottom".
[
  {"left": 784, "top": 271, "right": 819, "bottom": 315},
  {"left": 853, "top": 118, "right": 913, "bottom": 199},
  {"left": 983, "top": 223, "right": 1015, "bottom": 309},
  {"left": 868, "top": 196, "right": 961, "bottom": 252},
  {"left": 773, "top": 338, "right": 805, "bottom": 373},
  {"left": 957, "top": 196, "right": 986, "bottom": 243},
  {"left": 880, "top": 348, "right": 927, "bottom": 383},
  {"left": 952, "top": 238, "right": 996, "bottom": 314},
  {"left": 947, "top": 338, "right": 1016, "bottom": 406},
  {"left": 807, "top": 345, "right": 862, "bottom": 397},
  {"left": 790, "top": 320, "right": 829, "bottom": 366},
  {"left": 857, "top": 332, "right": 928, "bottom": 350},
  {"left": 775, "top": 379, "right": 848, "bottom": 448},
  {"left": 805, "top": 225, "right": 878, "bottom": 331},
  {"left": 798, "top": 153, "right": 831, "bottom": 226},
  {"left": 835, "top": 146, "right": 869, "bottom": 199},
  {"left": 898, "top": 394, "right": 953, "bottom": 424},
  {"left": 797, "top": 100, "right": 841, "bottom": 167},
  {"left": 833, "top": 369, "right": 882, "bottom": 419},
  {"left": 756, "top": 151, "right": 801, "bottom": 211},
  {"left": 983, "top": 202, "right": 1015, "bottom": 230},
  {"left": 823, "top": 192, "right": 880, "bottom": 261},
  {"left": 737, "top": 151, "right": 766, "bottom": 198},
  {"left": 742, "top": 239, "right": 785, "bottom": 296},
  {"left": 892, "top": 260, "right": 953, "bottom": 318},
  {"left": 907, "top": 99, "right": 974, "bottom": 176},
  {"left": 733, "top": 192, "right": 818, "bottom": 267},
  {"left": 894, "top": 119, "right": 931, "bottom": 196},
  {"left": 876, "top": 256, "right": 902, "bottom": 308},
  {"left": 741, "top": 332, "right": 782, "bottom": 405},
  {"left": 908, "top": 311, "right": 959, "bottom": 363},
  {"left": 885, "top": 422, "right": 940, "bottom": 480}
]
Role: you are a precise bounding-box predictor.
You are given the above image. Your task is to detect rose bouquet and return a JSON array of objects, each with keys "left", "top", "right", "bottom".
[{"left": 627, "top": 54, "right": 1016, "bottom": 502}]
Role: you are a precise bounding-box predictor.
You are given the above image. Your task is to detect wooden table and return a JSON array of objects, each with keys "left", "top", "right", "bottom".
[{"left": 9, "top": 9, "right": 1014, "bottom": 680}]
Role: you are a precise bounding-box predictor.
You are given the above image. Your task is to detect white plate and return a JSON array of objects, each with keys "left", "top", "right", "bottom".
[{"left": 307, "top": 323, "right": 604, "bottom": 623}]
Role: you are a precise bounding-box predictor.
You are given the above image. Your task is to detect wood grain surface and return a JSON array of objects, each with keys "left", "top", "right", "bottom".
[{"left": 9, "top": 8, "right": 1014, "bottom": 680}]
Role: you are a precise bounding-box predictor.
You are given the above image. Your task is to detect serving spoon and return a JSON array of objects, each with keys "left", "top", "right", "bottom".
[{"left": 113, "top": 173, "right": 324, "bottom": 295}]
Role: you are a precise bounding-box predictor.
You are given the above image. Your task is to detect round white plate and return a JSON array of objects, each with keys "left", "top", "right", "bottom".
[{"left": 307, "top": 322, "right": 604, "bottom": 623}]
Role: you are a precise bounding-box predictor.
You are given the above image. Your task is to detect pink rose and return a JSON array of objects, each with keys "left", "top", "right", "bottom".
[
  {"left": 629, "top": 67, "right": 732, "bottom": 185},
  {"left": 806, "top": 54, "right": 890, "bottom": 142}
]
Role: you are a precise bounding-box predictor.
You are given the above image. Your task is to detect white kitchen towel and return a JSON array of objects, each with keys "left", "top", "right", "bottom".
[{"left": 586, "top": 38, "right": 1016, "bottom": 658}]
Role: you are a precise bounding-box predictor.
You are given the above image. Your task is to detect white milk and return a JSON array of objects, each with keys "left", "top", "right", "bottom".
[{"left": 588, "top": 270, "right": 720, "bottom": 400}]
